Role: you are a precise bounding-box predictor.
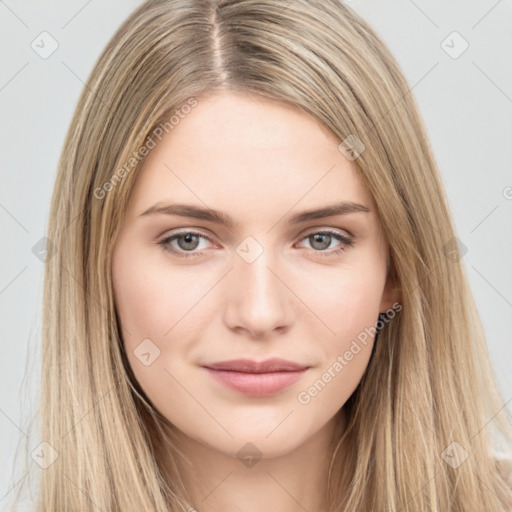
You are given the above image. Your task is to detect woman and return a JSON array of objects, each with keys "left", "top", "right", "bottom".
[{"left": 14, "top": 0, "right": 512, "bottom": 510}]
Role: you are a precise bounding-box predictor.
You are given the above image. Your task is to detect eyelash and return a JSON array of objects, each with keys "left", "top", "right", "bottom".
[{"left": 157, "top": 229, "right": 354, "bottom": 259}]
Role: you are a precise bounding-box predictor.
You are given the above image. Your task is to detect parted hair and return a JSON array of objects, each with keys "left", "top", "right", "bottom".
[{"left": 11, "top": 0, "right": 512, "bottom": 510}]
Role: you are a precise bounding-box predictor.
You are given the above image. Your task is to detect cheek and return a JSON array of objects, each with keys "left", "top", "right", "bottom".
[
  {"left": 294, "top": 273, "right": 381, "bottom": 417},
  {"left": 112, "top": 250, "right": 203, "bottom": 410},
  {"left": 113, "top": 249, "right": 204, "bottom": 345},
  {"left": 297, "top": 260, "right": 385, "bottom": 401},
  {"left": 112, "top": 249, "right": 220, "bottom": 399},
  {"left": 305, "top": 260, "right": 385, "bottom": 344},
  {"left": 336, "top": 277, "right": 382, "bottom": 341}
]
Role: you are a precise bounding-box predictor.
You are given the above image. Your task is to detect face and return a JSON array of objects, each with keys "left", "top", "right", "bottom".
[{"left": 112, "top": 91, "right": 398, "bottom": 460}]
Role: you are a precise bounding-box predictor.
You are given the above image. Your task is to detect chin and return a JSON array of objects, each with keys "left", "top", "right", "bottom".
[{"left": 204, "top": 422, "right": 313, "bottom": 462}]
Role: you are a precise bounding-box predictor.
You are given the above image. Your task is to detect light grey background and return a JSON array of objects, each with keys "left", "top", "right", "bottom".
[{"left": 1, "top": 0, "right": 511, "bottom": 506}]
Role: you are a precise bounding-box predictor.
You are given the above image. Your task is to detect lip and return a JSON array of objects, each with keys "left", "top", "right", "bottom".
[
  {"left": 201, "top": 358, "right": 309, "bottom": 397},
  {"left": 203, "top": 358, "right": 308, "bottom": 373}
]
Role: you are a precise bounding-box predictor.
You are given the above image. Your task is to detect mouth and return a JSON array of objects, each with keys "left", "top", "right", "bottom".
[{"left": 201, "top": 358, "right": 310, "bottom": 397}]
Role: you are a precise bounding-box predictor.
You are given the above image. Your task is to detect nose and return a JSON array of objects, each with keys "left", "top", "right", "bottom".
[{"left": 223, "top": 246, "right": 294, "bottom": 339}]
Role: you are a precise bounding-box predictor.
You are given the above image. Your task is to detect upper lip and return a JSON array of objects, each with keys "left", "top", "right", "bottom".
[{"left": 202, "top": 358, "right": 309, "bottom": 373}]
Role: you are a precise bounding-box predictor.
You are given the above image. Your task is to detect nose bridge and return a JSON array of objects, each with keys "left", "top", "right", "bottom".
[
  {"left": 225, "top": 236, "right": 292, "bottom": 335},
  {"left": 241, "top": 249, "right": 280, "bottom": 303}
]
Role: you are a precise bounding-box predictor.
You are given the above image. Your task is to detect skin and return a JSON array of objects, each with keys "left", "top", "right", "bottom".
[{"left": 112, "top": 91, "right": 399, "bottom": 512}]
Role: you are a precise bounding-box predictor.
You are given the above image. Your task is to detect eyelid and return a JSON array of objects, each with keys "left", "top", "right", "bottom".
[
  {"left": 158, "top": 226, "right": 355, "bottom": 243},
  {"left": 159, "top": 225, "right": 352, "bottom": 242},
  {"left": 299, "top": 225, "right": 353, "bottom": 239}
]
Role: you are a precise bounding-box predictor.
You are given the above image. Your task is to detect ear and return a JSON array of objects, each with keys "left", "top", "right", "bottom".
[{"left": 379, "top": 267, "right": 401, "bottom": 313}]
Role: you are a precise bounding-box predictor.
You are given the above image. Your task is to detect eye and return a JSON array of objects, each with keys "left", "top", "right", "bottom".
[
  {"left": 158, "top": 231, "right": 213, "bottom": 258},
  {"left": 157, "top": 229, "right": 354, "bottom": 259},
  {"left": 296, "top": 229, "right": 354, "bottom": 257}
]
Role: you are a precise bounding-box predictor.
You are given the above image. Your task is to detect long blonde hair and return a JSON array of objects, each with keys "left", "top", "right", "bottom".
[{"left": 11, "top": 0, "right": 512, "bottom": 510}]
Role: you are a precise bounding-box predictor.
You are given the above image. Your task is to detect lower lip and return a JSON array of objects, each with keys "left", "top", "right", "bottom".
[{"left": 203, "top": 368, "right": 307, "bottom": 397}]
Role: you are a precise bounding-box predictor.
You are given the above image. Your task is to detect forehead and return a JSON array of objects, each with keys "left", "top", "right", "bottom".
[{"left": 126, "top": 91, "right": 375, "bottom": 221}]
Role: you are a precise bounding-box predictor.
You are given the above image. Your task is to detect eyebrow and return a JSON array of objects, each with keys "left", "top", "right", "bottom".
[{"left": 139, "top": 201, "right": 370, "bottom": 228}]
